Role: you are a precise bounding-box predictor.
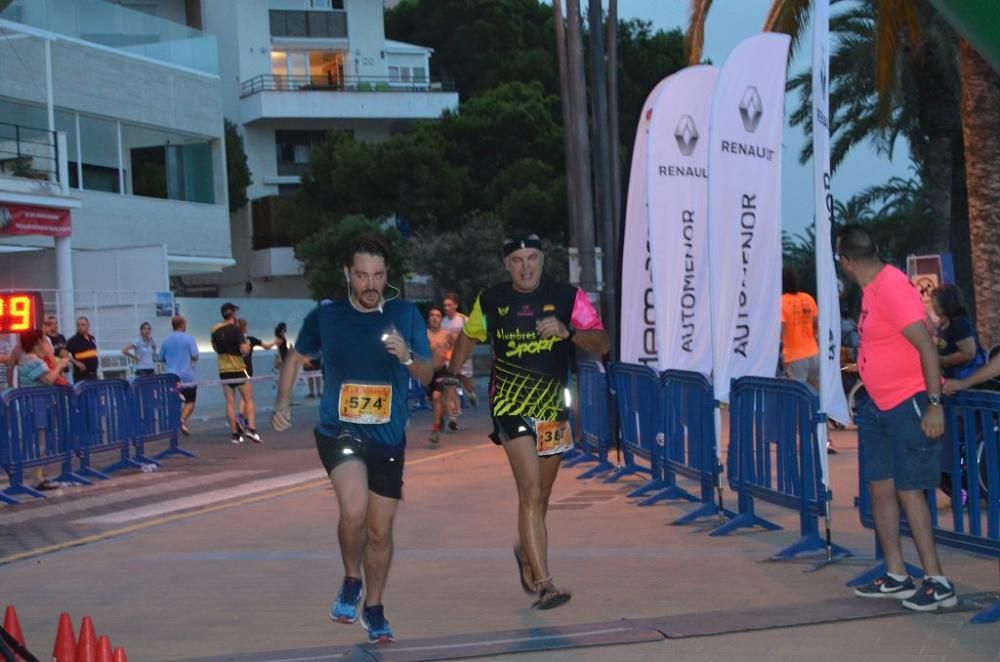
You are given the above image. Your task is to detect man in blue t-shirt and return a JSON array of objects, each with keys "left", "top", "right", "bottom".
[
  {"left": 272, "top": 234, "right": 431, "bottom": 644},
  {"left": 158, "top": 315, "right": 200, "bottom": 436}
]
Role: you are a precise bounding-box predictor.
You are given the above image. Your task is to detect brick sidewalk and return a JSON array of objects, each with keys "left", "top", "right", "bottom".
[{"left": 1, "top": 404, "right": 999, "bottom": 661}]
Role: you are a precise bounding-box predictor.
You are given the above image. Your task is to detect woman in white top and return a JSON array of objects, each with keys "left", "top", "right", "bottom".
[{"left": 123, "top": 322, "right": 157, "bottom": 377}]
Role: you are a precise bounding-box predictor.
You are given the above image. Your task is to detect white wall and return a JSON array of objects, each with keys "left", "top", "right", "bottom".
[{"left": 345, "top": 0, "right": 387, "bottom": 78}]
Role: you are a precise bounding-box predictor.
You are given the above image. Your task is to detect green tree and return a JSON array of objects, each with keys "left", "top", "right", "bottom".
[
  {"left": 294, "top": 216, "right": 406, "bottom": 301},
  {"left": 224, "top": 119, "right": 252, "bottom": 213}
]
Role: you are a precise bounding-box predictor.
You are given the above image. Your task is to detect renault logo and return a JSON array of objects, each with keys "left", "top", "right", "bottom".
[
  {"left": 738, "top": 86, "right": 763, "bottom": 133},
  {"left": 674, "top": 115, "right": 698, "bottom": 156}
]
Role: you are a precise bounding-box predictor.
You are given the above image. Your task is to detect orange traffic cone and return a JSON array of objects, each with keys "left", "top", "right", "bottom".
[
  {"left": 112, "top": 646, "right": 128, "bottom": 662},
  {"left": 75, "top": 616, "right": 97, "bottom": 662},
  {"left": 3, "top": 605, "right": 26, "bottom": 651},
  {"left": 53, "top": 612, "right": 77, "bottom": 662},
  {"left": 95, "top": 635, "right": 113, "bottom": 662}
]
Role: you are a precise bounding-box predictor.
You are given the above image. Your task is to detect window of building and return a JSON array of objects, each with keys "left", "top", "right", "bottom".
[
  {"left": 275, "top": 130, "right": 327, "bottom": 177},
  {"left": 269, "top": 9, "right": 347, "bottom": 39},
  {"left": 389, "top": 65, "right": 427, "bottom": 85},
  {"left": 124, "top": 124, "right": 215, "bottom": 204}
]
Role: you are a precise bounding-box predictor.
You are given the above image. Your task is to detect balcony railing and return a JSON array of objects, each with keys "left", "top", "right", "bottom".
[
  {"left": 240, "top": 74, "right": 455, "bottom": 98},
  {"left": 0, "top": 122, "right": 60, "bottom": 183},
  {"left": 269, "top": 9, "right": 348, "bottom": 40}
]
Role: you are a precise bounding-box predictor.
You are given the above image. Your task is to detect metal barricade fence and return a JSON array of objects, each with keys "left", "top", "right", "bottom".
[
  {"left": 850, "top": 390, "right": 1000, "bottom": 623},
  {"left": 710, "top": 377, "right": 849, "bottom": 560},
  {"left": 0, "top": 402, "right": 13, "bottom": 505},
  {"left": 604, "top": 363, "right": 668, "bottom": 503},
  {"left": 74, "top": 379, "right": 148, "bottom": 479},
  {"left": 564, "top": 360, "right": 614, "bottom": 478},
  {"left": 132, "top": 374, "right": 194, "bottom": 460},
  {"left": 661, "top": 370, "right": 734, "bottom": 525},
  {"left": 1, "top": 385, "right": 91, "bottom": 502}
]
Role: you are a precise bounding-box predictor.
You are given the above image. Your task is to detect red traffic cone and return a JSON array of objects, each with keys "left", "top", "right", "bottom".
[
  {"left": 95, "top": 635, "right": 113, "bottom": 662},
  {"left": 112, "top": 647, "right": 128, "bottom": 662},
  {"left": 53, "top": 612, "right": 77, "bottom": 662},
  {"left": 75, "top": 616, "right": 97, "bottom": 662},
  {"left": 3, "top": 605, "right": 26, "bottom": 651}
]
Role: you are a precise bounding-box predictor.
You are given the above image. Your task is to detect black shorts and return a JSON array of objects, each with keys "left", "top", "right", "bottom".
[
  {"left": 179, "top": 386, "right": 197, "bottom": 403},
  {"left": 219, "top": 371, "right": 248, "bottom": 389},
  {"left": 315, "top": 428, "right": 405, "bottom": 500},
  {"left": 489, "top": 413, "right": 570, "bottom": 448},
  {"left": 426, "top": 368, "right": 456, "bottom": 396},
  {"left": 135, "top": 368, "right": 156, "bottom": 377}
]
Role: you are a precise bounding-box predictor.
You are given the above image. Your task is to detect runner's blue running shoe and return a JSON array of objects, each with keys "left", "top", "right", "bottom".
[
  {"left": 360, "top": 604, "right": 394, "bottom": 643},
  {"left": 329, "top": 578, "right": 363, "bottom": 624}
]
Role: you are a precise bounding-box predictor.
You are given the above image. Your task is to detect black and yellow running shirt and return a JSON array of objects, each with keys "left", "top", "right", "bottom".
[
  {"left": 464, "top": 280, "right": 604, "bottom": 421},
  {"left": 211, "top": 321, "right": 246, "bottom": 373}
]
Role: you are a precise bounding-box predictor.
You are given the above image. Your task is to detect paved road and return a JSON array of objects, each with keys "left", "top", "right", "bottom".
[{"left": 2, "top": 400, "right": 999, "bottom": 661}]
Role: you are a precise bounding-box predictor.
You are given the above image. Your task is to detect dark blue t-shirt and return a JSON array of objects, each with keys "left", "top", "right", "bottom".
[{"left": 295, "top": 298, "right": 430, "bottom": 447}]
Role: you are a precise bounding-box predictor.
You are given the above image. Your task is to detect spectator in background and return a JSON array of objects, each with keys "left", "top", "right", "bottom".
[
  {"left": 426, "top": 306, "right": 456, "bottom": 444},
  {"left": 837, "top": 224, "right": 954, "bottom": 611},
  {"left": 160, "top": 315, "right": 199, "bottom": 436},
  {"left": 122, "top": 321, "right": 158, "bottom": 377},
  {"left": 18, "top": 329, "right": 70, "bottom": 490},
  {"left": 237, "top": 318, "right": 281, "bottom": 429},
  {"left": 211, "top": 303, "right": 261, "bottom": 444},
  {"left": 43, "top": 315, "right": 69, "bottom": 370},
  {"left": 781, "top": 268, "right": 821, "bottom": 391},
  {"left": 66, "top": 317, "right": 99, "bottom": 382},
  {"left": 932, "top": 284, "right": 986, "bottom": 380},
  {"left": 0, "top": 333, "right": 14, "bottom": 389},
  {"left": 273, "top": 322, "right": 290, "bottom": 369}
]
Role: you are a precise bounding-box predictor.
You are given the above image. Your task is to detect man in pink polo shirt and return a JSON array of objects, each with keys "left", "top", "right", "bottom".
[{"left": 837, "top": 225, "right": 955, "bottom": 611}]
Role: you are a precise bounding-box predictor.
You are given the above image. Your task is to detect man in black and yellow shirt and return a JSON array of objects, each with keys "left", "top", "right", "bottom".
[
  {"left": 449, "top": 230, "right": 609, "bottom": 610},
  {"left": 211, "top": 302, "right": 261, "bottom": 444},
  {"left": 67, "top": 316, "right": 99, "bottom": 382}
]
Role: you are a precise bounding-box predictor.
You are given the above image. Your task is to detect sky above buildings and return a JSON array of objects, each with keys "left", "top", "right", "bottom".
[{"left": 615, "top": 0, "right": 914, "bottom": 238}]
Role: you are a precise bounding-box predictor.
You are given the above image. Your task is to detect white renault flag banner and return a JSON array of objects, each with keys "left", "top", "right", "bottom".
[
  {"left": 813, "top": 0, "right": 850, "bottom": 485},
  {"left": 620, "top": 77, "right": 671, "bottom": 367},
  {"left": 647, "top": 65, "right": 718, "bottom": 376},
  {"left": 708, "top": 33, "right": 790, "bottom": 404}
]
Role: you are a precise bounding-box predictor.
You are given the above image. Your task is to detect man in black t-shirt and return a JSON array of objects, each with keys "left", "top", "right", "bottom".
[
  {"left": 66, "top": 316, "right": 99, "bottom": 381},
  {"left": 448, "top": 230, "right": 609, "bottom": 611}
]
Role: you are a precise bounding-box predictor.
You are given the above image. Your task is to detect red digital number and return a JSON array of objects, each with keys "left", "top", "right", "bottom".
[{"left": 0, "top": 292, "right": 41, "bottom": 333}]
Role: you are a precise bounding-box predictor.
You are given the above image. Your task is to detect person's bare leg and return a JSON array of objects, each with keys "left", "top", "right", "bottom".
[
  {"left": 330, "top": 460, "right": 369, "bottom": 578},
  {"left": 181, "top": 400, "right": 195, "bottom": 424},
  {"left": 223, "top": 386, "right": 238, "bottom": 433},
  {"left": 870, "top": 478, "right": 907, "bottom": 575},
  {"left": 503, "top": 436, "right": 549, "bottom": 581},
  {"left": 238, "top": 382, "right": 256, "bottom": 429},
  {"left": 897, "top": 489, "right": 944, "bottom": 576},
  {"left": 363, "top": 492, "right": 400, "bottom": 606},
  {"left": 539, "top": 452, "right": 562, "bottom": 518}
]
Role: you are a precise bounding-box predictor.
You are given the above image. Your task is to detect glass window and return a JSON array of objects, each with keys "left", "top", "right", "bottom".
[
  {"left": 412, "top": 67, "right": 427, "bottom": 82},
  {"left": 78, "top": 115, "right": 120, "bottom": 193},
  {"left": 275, "top": 130, "right": 326, "bottom": 177},
  {"left": 388, "top": 66, "right": 400, "bottom": 82},
  {"left": 123, "top": 123, "right": 214, "bottom": 203}
]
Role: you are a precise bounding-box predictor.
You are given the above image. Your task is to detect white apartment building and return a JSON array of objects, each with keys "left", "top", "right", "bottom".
[
  {"left": 196, "top": 0, "right": 459, "bottom": 298},
  {"left": 0, "top": 0, "right": 231, "bottom": 342}
]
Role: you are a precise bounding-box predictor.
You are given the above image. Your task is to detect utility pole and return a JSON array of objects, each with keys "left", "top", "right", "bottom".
[
  {"left": 607, "top": 0, "right": 622, "bottom": 358},
  {"left": 588, "top": 0, "right": 616, "bottom": 351},
  {"left": 552, "top": 0, "right": 580, "bottom": 261},
  {"left": 565, "top": 0, "right": 597, "bottom": 292}
]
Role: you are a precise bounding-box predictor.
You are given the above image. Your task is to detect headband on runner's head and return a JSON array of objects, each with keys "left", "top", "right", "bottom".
[{"left": 502, "top": 231, "right": 543, "bottom": 259}]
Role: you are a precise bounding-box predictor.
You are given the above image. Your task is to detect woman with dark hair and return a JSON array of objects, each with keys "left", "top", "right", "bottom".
[{"left": 932, "top": 284, "right": 985, "bottom": 380}]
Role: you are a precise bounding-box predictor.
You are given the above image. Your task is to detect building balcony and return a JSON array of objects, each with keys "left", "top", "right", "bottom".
[
  {"left": 0, "top": 124, "right": 80, "bottom": 211},
  {"left": 239, "top": 74, "right": 459, "bottom": 124}
]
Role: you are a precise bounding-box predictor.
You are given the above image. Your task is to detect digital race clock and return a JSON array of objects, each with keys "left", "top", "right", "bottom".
[{"left": 0, "top": 291, "right": 43, "bottom": 333}]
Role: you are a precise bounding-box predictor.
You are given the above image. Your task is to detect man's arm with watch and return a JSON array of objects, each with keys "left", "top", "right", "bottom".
[
  {"left": 535, "top": 317, "right": 610, "bottom": 354},
  {"left": 902, "top": 321, "right": 945, "bottom": 438},
  {"left": 382, "top": 329, "right": 433, "bottom": 385}
]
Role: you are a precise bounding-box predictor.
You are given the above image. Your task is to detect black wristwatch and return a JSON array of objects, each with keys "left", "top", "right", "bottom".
[{"left": 928, "top": 393, "right": 942, "bottom": 407}]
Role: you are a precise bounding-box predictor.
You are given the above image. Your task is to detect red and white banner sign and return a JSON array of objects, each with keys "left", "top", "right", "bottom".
[{"left": 0, "top": 204, "right": 72, "bottom": 237}]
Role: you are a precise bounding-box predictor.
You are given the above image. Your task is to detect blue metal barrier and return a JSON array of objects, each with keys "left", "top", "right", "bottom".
[
  {"left": 565, "top": 360, "right": 614, "bottom": 478},
  {"left": 0, "top": 401, "right": 15, "bottom": 505},
  {"left": 850, "top": 390, "right": 1000, "bottom": 623},
  {"left": 74, "top": 379, "right": 150, "bottom": 479},
  {"left": 132, "top": 374, "right": 194, "bottom": 460},
  {"left": 605, "top": 363, "right": 673, "bottom": 504},
  {"left": 711, "top": 376, "right": 850, "bottom": 560},
  {"left": 1, "top": 386, "right": 91, "bottom": 501},
  {"left": 661, "top": 370, "right": 735, "bottom": 525},
  {"left": 407, "top": 376, "right": 431, "bottom": 413}
]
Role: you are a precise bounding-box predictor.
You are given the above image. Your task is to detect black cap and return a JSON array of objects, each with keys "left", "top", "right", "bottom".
[
  {"left": 502, "top": 230, "right": 543, "bottom": 259},
  {"left": 220, "top": 302, "right": 239, "bottom": 317}
]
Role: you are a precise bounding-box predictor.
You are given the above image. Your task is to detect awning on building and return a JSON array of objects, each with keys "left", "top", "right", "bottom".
[{"left": 167, "top": 254, "right": 237, "bottom": 275}]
